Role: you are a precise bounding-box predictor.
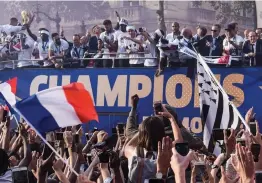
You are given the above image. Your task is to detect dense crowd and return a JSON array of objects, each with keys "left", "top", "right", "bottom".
[
  {"left": 0, "top": 15, "right": 262, "bottom": 75},
  {"left": 0, "top": 94, "right": 261, "bottom": 183}
]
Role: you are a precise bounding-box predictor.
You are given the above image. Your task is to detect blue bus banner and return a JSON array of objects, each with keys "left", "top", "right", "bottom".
[{"left": 1, "top": 67, "right": 261, "bottom": 134}]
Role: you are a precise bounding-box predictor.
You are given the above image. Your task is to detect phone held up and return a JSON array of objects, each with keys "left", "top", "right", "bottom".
[{"left": 153, "top": 101, "right": 163, "bottom": 115}]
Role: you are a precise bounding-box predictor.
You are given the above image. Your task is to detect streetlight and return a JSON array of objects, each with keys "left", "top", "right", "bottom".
[
  {"left": 34, "top": 2, "right": 62, "bottom": 33},
  {"left": 80, "top": 19, "right": 86, "bottom": 36}
]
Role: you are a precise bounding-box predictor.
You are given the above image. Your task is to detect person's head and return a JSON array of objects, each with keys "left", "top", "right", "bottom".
[
  {"left": 181, "top": 28, "right": 193, "bottom": 39},
  {"left": 225, "top": 23, "right": 236, "bottom": 37},
  {"left": 119, "top": 18, "right": 128, "bottom": 32},
  {"left": 211, "top": 24, "right": 221, "bottom": 38},
  {"left": 231, "top": 22, "right": 238, "bottom": 33},
  {"left": 51, "top": 33, "right": 61, "bottom": 46},
  {"left": 73, "top": 34, "right": 81, "bottom": 47},
  {"left": 0, "top": 148, "right": 9, "bottom": 175},
  {"left": 10, "top": 17, "right": 18, "bottom": 26},
  {"left": 39, "top": 28, "right": 50, "bottom": 42},
  {"left": 244, "top": 29, "right": 250, "bottom": 39},
  {"left": 249, "top": 31, "right": 258, "bottom": 44},
  {"left": 126, "top": 26, "right": 136, "bottom": 38},
  {"left": 256, "top": 28, "right": 262, "bottom": 37},
  {"left": 80, "top": 36, "right": 88, "bottom": 45},
  {"left": 197, "top": 26, "right": 207, "bottom": 38},
  {"left": 172, "top": 22, "right": 180, "bottom": 33},
  {"left": 103, "top": 19, "right": 112, "bottom": 32},
  {"left": 92, "top": 25, "right": 101, "bottom": 36},
  {"left": 138, "top": 117, "right": 165, "bottom": 151}
]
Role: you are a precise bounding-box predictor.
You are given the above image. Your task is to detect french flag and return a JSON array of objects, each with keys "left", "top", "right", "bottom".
[
  {"left": 15, "top": 82, "right": 98, "bottom": 135},
  {"left": 0, "top": 77, "right": 17, "bottom": 108}
]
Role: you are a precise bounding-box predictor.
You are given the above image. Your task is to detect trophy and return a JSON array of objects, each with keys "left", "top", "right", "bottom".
[{"left": 21, "top": 10, "right": 32, "bottom": 25}]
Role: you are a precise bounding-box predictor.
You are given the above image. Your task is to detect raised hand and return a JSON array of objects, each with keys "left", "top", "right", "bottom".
[
  {"left": 157, "top": 136, "right": 172, "bottom": 175},
  {"left": 52, "top": 159, "right": 65, "bottom": 172},
  {"left": 219, "top": 166, "right": 239, "bottom": 183},
  {"left": 63, "top": 131, "right": 73, "bottom": 148},
  {"left": 224, "top": 129, "right": 236, "bottom": 157},
  {"left": 131, "top": 94, "right": 139, "bottom": 109},
  {"left": 231, "top": 144, "right": 255, "bottom": 183}
]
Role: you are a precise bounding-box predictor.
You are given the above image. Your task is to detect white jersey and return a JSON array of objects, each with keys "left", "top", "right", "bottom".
[
  {"left": 124, "top": 35, "right": 144, "bottom": 65},
  {"left": 100, "top": 30, "right": 115, "bottom": 58},
  {"left": 0, "top": 25, "right": 22, "bottom": 35},
  {"left": 114, "top": 30, "right": 129, "bottom": 58},
  {"left": 17, "top": 37, "right": 36, "bottom": 68},
  {"left": 143, "top": 41, "right": 157, "bottom": 67}
]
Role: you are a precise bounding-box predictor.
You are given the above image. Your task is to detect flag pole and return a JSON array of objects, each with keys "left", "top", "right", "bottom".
[
  {"left": 13, "top": 107, "right": 80, "bottom": 177},
  {"left": 195, "top": 51, "right": 250, "bottom": 132}
]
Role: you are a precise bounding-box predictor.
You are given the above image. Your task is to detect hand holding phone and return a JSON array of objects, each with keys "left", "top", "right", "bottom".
[
  {"left": 175, "top": 142, "right": 189, "bottom": 156},
  {"left": 250, "top": 122, "right": 257, "bottom": 136},
  {"left": 153, "top": 101, "right": 163, "bottom": 115}
]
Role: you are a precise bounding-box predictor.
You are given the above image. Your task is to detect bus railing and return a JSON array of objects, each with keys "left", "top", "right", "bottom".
[{"left": 0, "top": 54, "right": 247, "bottom": 70}]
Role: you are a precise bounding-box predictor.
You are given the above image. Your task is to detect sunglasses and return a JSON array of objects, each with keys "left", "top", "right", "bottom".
[{"left": 211, "top": 30, "right": 218, "bottom": 32}]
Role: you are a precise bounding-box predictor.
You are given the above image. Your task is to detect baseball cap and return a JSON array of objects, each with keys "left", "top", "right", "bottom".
[
  {"left": 225, "top": 23, "right": 236, "bottom": 31},
  {"left": 119, "top": 18, "right": 128, "bottom": 26}
]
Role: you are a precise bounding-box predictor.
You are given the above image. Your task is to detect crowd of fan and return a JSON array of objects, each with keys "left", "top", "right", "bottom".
[
  {"left": 0, "top": 94, "right": 261, "bottom": 183},
  {"left": 0, "top": 16, "right": 262, "bottom": 73}
]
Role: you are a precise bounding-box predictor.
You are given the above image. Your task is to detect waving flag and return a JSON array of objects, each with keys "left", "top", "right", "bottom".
[
  {"left": 197, "top": 54, "right": 248, "bottom": 155},
  {"left": 0, "top": 77, "right": 17, "bottom": 107},
  {"left": 15, "top": 82, "right": 98, "bottom": 135}
]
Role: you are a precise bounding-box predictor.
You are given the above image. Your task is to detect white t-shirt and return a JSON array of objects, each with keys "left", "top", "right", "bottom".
[
  {"left": 49, "top": 39, "right": 69, "bottom": 56},
  {"left": 114, "top": 31, "right": 129, "bottom": 58},
  {"left": 166, "top": 32, "right": 180, "bottom": 42},
  {"left": 143, "top": 41, "right": 157, "bottom": 67},
  {"left": 124, "top": 35, "right": 144, "bottom": 65},
  {"left": 17, "top": 37, "right": 36, "bottom": 68},
  {"left": 0, "top": 170, "right": 12, "bottom": 183},
  {"left": 100, "top": 30, "right": 115, "bottom": 58},
  {"left": 223, "top": 35, "right": 244, "bottom": 60},
  {"left": 35, "top": 38, "right": 53, "bottom": 66},
  {"left": 0, "top": 25, "right": 22, "bottom": 35}
]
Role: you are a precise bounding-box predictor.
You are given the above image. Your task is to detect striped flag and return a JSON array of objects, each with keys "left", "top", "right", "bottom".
[{"left": 197, "top": 56, "right": 241, "bottom": 154}]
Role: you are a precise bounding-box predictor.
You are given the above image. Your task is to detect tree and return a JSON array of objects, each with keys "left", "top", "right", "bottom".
[
  {"left": 156, "top": 0, "right": 166, "bottom": 33},
  {"left": 192, "top": 1, "right": 256, "bottom": 27}
]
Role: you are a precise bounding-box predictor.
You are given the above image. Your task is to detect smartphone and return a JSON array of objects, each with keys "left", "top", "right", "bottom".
[
  {"left": 255, "top": 171, "right": 262, "bottom": 183},
  {"left": 117, "top": 123, "right": 125, "bottom": 134},
  {"left": 56, "top": 132, "right": 64, "bottom": 141},
  {"left": 154, "top": 101, "right": 163, "bottom": 115},
  {"left": 236, "top": 138, "right": 246, "bottom": 146},
  {"left": 85, "top": 133, "right": 90, "bottom": 141},
  {"left": 212, "top": 129, "right": 231, "bottom": 141},
  {"left": 175, "top": 142, "right": 189, "bottom": 156},
  {"left": 87, "top": 153, "right": 92, "bottom": 164},
  {"left": 3, "top": 109, "right": 8, "bottom": 122},
  {"left": 12, "top": 167, "right": 29, "bottom": 183},
  {"left": 251, "top": 144, "right": 261, "bottom": 162},
  {"left": 250, "top": 122, "right": 257, "bottom": 136},
  {"left": 112, "top": 128, "right": 117, "bottom": 134},
  {"left": 148, "top": 179, "right": 165, "bottom": 183},
  {"left": 74, "top": 134, "right": 79, "bottom": 144},
  {"left": 195, "top": 162, "right": 209, "bottom": 182}
]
